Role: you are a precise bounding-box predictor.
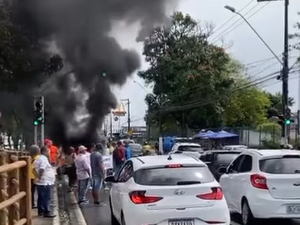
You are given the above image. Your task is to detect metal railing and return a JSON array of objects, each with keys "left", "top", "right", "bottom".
[{"left": 0, "top": 150, "right": 31, "bottom": 225}]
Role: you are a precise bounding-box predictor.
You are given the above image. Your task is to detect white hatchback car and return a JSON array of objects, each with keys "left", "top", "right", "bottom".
[
  {"left": 171, "top": 142, "right": 204, "bottom": 158},
  {"left": 219, "top": 149, "right": 300, "bottom": 225},
  {"left": 105, "top": 154, "right": 230, "bottom": 225}
]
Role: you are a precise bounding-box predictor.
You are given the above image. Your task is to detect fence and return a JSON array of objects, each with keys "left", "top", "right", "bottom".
[
  {"left": 190, "top": 125, "right": 300, "bottom": 148},
  {"left": 0, "top": 150, "right": 31, "bottom": 225}
]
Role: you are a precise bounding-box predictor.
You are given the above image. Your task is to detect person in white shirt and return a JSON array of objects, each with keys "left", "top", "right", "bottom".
[
  {"left": 34, "top": 145, "right": 55, "bottom": 218},
  {"left": 75, "top": 145, "right": 91, "bottom": 205}
]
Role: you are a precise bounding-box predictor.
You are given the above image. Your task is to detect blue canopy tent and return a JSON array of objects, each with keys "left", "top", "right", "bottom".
[
  {"left": 210, "top": 130, "right": 238, "bottom": 139},
  {"left": 195, "top": 130, "right": 217, "bottom": 139}
]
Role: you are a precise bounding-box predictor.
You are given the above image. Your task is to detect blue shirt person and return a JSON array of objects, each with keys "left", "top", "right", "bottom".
[{"left": 124, "top": 142, "right": 132, "bottom": 160}]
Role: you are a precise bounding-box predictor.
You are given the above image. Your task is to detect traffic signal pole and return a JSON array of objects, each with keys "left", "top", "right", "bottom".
[
  {"left": 33, "top": 97, "right": 38, "bottom": 145},
  {"left": 40, "top": 96, "right": 45, "bottom": 145},
  {"left": 282, "top": 0, "right": 289, "bottom": 145},
  {"left": 33, "top": 96, "right": 45, "bottom": 146}
]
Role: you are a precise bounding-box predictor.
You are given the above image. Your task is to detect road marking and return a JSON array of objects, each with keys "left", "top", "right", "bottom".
[
  {"left": 53, "top": 185, "right": 60, "bottom": 225},
  {"left": 69, "top": 191, "right": 88, "bottom": 225}
]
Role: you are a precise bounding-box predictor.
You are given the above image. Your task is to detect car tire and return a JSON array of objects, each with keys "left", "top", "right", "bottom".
[
  {"left": 241, "top": 199, "right": 256, "bottom": 225},
  {"left": 109, "top": 198, "right": 118, "bottom": 225}
]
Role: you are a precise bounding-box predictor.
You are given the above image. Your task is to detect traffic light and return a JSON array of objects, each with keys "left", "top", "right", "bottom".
[
  {"left": 34, "top": 98, "right": 44, "bottom": 126},
  {"left": 285, "top": 107, "right": 291, "bottom": 125}
]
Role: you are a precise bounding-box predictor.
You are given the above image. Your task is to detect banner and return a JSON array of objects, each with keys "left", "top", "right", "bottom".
[{"left": 103, "top": 155, "right": 113, "bottom": 169}]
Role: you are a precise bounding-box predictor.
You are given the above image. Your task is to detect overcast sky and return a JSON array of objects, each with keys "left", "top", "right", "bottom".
[{"left": 108, "top": 0, "right": 300, "bottom": 129}]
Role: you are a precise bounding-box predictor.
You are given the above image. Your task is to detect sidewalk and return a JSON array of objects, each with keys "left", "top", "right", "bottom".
[{"left": 32, "top": 177, "right": 60, "bottom": 225}]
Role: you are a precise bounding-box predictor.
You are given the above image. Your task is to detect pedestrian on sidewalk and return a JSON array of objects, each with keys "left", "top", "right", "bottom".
[
  {"left": 65, "top": 147, "right": 77, "bottom": 191},
  {"left": 90, "top": 143, "right": 106, "bottom": 206},
  {"left": 29, "top": 145, "right": 40, "bottom": 209},
  {"left": 75, "top": 145, "right": 91, "bottom": 205},
  {"left": 34, "top": 145, "right": 56, "bottom": 218}
]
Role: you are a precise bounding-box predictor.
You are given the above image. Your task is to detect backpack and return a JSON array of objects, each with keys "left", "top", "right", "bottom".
[{"left": 114, "top": 146, "right": 125, "bottom": 163}]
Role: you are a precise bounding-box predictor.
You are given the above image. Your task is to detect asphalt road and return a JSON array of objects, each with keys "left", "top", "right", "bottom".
[{"left": 79, "top": 190, "right": 300, "bottom": 225}]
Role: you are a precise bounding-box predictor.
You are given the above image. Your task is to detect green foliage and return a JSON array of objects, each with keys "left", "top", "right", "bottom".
[
  {"left": 223, "top": 87, "right": 271, "bottom": 127},
  {"left": 0, "top": 2, "right": 63, "bottom": 93},
  {"left": 289, "top": 12, "right": 300, "bottom": 62},
  {"left": 267, "top": 92, "right": 295, "bottom": 114},
  {"left": 139, "top": 12, "right": 237, "bottom": 130},
  {"left": 258, "top": 122, "right": 281, "bottom": 133},
  {"left": 139, "top": 11, "right": 273, "bottom": 132}
]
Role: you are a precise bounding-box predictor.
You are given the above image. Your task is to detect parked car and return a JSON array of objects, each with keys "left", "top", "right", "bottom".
[
  {"left": 200, "top": 150, "right": 243, "bottom": 181},
  {"left": 219, "top": 149, "right": 300, "bottom": 225},
  {"left": 128, "top": 143, "right": 143, "bottom": 157},
  {"left": 105, "top": 154, "right": 230, "bottom": 225},
  {"left": 222, "top": 145, "right": 247, "bottom": 150},
  {"left": 171, "top": 142, "right": 204, "bottom": 158}
]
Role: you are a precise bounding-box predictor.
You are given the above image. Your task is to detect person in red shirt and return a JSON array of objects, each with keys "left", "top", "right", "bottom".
[{"left": 45, "top": 139, "right": 59, "bottom": 166}]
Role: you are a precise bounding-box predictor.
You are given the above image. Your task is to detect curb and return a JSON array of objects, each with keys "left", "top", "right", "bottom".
[
  {"left": 52, "top": 185, "right": 60, "bottom": 225},
  {"left": 68, "top": 191, "right": 87, "bottom": 225}
]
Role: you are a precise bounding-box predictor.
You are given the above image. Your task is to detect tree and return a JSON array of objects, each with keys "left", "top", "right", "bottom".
[
  {"left": 289, "top": 12, "right": 299, "bottom": 63},
  {"left": 223, "top": 86, "right": 271, "bottom": 127},
  {"left": 267, "top": 92, "right": 295, "bottom": 114},
  {"left": 0, "top": 1, "right": 63, "bottom": 93},
  {"left": 139, "top": 12, "right": 269, "bottom": 133},
  {"left": 139, "top": 12, "right": 237, "bottom": 132}
]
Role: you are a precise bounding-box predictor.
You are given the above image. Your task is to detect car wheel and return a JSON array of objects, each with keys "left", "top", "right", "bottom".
[
  {"left": 241, "top": 199, "right": 255, "bottom": 225},
  {"left": 109, "top": 198, "right": 118, "bottom": 225}
]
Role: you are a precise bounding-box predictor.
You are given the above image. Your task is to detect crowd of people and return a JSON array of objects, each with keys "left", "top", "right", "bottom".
[{"left": 28, "top": 138, "right": 136, "bottom": 216}]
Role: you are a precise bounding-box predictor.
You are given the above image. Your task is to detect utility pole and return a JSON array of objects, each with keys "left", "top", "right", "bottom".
[
  {"left": 121, "top": 99, "right": 131, "bottom": 133},
  {"left": 282, "top": 0, "right": 289, "bottom": 144},
  {"left": 110, "top": 111, "right": 113, "bottom": 139}
]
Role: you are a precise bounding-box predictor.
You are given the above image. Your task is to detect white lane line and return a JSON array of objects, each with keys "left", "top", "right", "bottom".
[
  {"left": 52, "top": 185, "right": 60, "bottom": 225},
  {"left": 69, "top": 191, "right": 88, "bottom": 225}
]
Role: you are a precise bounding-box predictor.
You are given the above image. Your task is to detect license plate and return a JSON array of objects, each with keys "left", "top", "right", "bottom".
[
  {"left": 168, "top": 219, "right": 195, "bottom": 225},
  {"left": 287, "top": 205, "right": 300, "bottom": 214}
]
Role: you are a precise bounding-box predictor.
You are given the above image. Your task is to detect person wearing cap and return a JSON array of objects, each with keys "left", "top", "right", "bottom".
[
  {"left": 90, "top": 143, "right": 106, "bottom": 206},
  {"left": 74, "top": 145, "right": 91, "bottom": 205},
  {"left": 34, "top": 145, "right": 55, "bottom": 217}
]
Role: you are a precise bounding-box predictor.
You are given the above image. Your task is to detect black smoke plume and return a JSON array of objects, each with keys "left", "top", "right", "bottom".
[{"left": 0, "top": 0, "right": 177, "bottom": 148}]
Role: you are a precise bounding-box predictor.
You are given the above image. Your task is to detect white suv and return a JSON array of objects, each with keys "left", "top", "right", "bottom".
[
  {"left": 105, "top": 154, "right": 230, "bottom": 225},
  {"left": 219, "top": 149, "right": 300, "bottom": 225}
]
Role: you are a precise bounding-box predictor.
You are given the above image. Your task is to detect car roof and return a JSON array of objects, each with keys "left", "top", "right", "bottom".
[
  {"left": 132, "top": 154, "right": 204, "bottom": 170},
  {"left": 174, "top": 142, "right": 201, "bottom": 146},
  {"left": 204, "top": 149, "right": 243, "bottom": 153},
  {"left": 251, "top": 149, "right": 300, "bottom": 157}
]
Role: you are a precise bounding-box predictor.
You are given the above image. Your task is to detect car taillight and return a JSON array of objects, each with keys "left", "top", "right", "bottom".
[
  {"left": 129, "top": 191, "right": 163, "bottom": 204},
  {"left": 165, "top": 164, "right": 182, "bottom": 168},
  {"left": 196, "top": 187, "right": 223, "bottom": 200},
  {"left": 250, "top": 174, "right": 268, "bottom": 189}
]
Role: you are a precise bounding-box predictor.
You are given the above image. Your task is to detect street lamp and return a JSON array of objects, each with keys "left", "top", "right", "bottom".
[{"left": 224, "top": 5, "right": 283, "bottom": 65}]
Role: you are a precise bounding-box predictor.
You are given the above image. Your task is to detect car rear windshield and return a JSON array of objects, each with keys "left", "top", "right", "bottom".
[
  {"left": 134, "top": 166, "right": 214, "bottom": 186},
  {"left": 259, "top": 156, "right": 300, "bottom": 174},
  {"left": 178, "top": 146, "right": 203, "bottom": 152},
  {"left": 215, "top": 153, "right": 240, "bottom": 163}
]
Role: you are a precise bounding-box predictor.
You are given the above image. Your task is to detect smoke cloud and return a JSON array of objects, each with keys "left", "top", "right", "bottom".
[{"left": 0, "top": 0, "right": 178, "bottom": 147}]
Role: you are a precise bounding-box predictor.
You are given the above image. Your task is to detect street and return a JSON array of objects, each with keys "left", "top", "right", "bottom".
[{"left": 78, "top": 190, "right": 300, "bottom": 225}]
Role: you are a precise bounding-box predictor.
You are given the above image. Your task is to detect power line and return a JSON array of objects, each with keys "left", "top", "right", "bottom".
[
  {"left": 211, "top": 2, "right": 270, "bottom": 44},
  {"left": 160, "top": 67, "right": 300, "bottom": 112},
  {"left": 210, "top": 0, "right": 255, "bottom": 37}
]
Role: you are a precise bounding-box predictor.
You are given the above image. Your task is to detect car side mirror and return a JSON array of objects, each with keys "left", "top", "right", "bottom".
[
  {"left": 218, "top": 167, "right": 227, "bottom": 174},
  {"left": 105, "top": 175, "right": 117, "bottom": 183}
]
